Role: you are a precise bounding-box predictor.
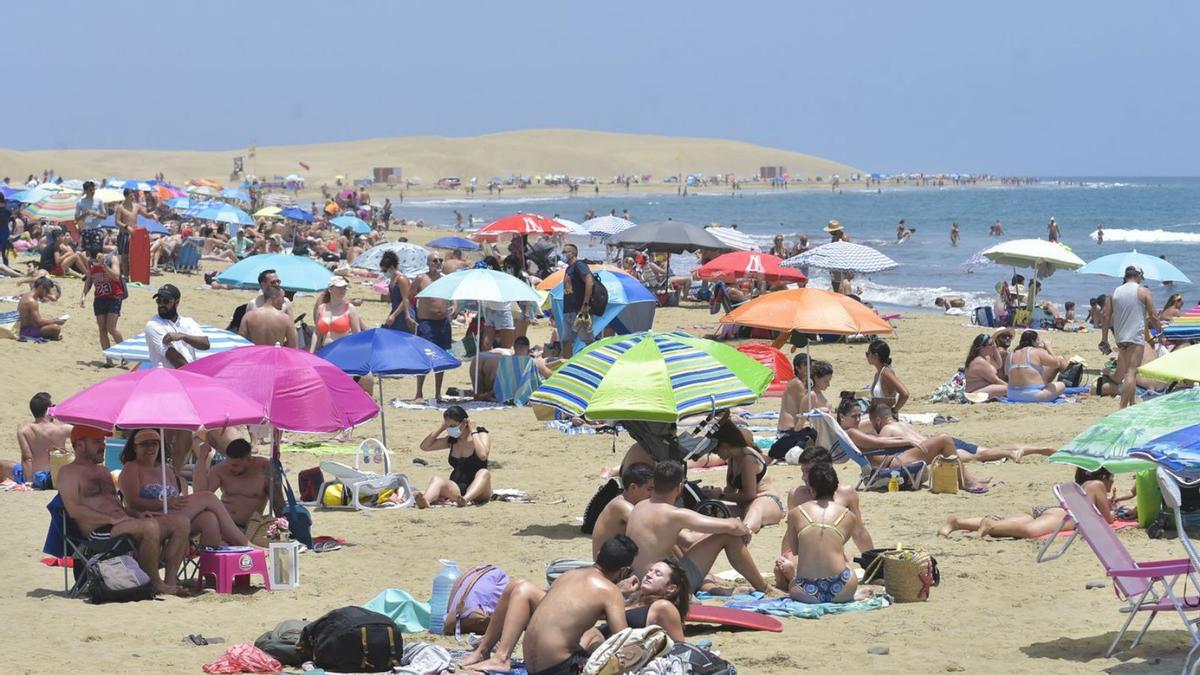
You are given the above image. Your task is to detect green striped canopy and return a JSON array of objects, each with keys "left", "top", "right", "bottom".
[
  {"left": 1048, "top": 388, "right": 1200, "bottom": 473},
  {"left": 529, "top": 331, "right": 773, "bottom": 422}
]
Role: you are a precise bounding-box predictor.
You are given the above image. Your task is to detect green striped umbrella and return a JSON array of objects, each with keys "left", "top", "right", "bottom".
[
  {"left": 529, "top": 331, "right": 773, "bottom": 423},
  {"left": 1048, "top": 388, "right": 1200, "bottom": 473}
]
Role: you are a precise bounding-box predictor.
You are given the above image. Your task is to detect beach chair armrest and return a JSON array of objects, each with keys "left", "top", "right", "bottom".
[
  {"left": 1134, "top": 558, "right": 1194, "bottom": 570},
  {"left": 1107, "top": 561, "right": 1193, "bottom": 578}
]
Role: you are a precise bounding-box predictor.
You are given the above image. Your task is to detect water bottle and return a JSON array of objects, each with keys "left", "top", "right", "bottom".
[
  {"left": 887, "top": 474, "right": 900, "bottom": 493},
  {"left": 428, "top": 559, "right": 461, "bottom": 635}
]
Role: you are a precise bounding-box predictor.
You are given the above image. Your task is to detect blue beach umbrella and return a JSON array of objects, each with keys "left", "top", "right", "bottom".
[
  {"left": 221, "top": 188, "right": 251, "bottom": 203},
  {"left": 548, "top": 270, "right": 656, "bottom": 353},
  {"left": 331, "top": 215, "right": 371, "bottom": 235},
  {"left": 166, "top": 197, "right": 195, "bottom": 211},
  {"left": 108, "top": 179, "right": 153, "bottom": 192},
  {"left": 215, "top": 253, "right": 333, "bottom": 292},
  {"left": 1131, "top": 425, "right": 1200, "bottom": 485},
  {"left": 1078, "top": 250, "right": 1191, "bottom": 284},
  {"left": 428, "top": 236, "right": 481, "bottom": 252},
  {"left": 99, "top": 213, "right": 169, "bottom": 235},
  {"left": 191, "top": 202, "right": 254, "bottom": 234},
  {"left": 280, "top": 206, "right": 315, "bottom": 222},
  {"left": 317, "top": 328, "right": 460, "bottom": 445}
]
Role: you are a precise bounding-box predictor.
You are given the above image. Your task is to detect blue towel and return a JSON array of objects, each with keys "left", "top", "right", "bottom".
[
  {"left": 994, "top": 386, "right": 1091, "bottom": 404},
  {"left": 362, "top": 588, "right": 431, "bottom": 633},
  {"left": 724, "top": 595, "right": 891, "bottom": 618}
]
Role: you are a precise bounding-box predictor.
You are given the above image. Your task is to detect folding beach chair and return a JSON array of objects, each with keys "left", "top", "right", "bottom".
[
  {"left": 171, "top": 236, "right": 201, "bottom": 273},
  {"left": 1036, "top": 481, "right": 1200, "bottom": 666},
  {"left": 315, "top": 439, "right": 415, "bottom": 511},
  {"left": 804, "top": 410, "right": 928, "bottom": 491},
  {"left": 44, "top": 495, "right": 138, "bottom": 597},
  {"left": 1156, "top": 470, "right": 1200, "bottom": 673},
  {"left": 493, "top": 354, "right": 543, "bottom": 406}
]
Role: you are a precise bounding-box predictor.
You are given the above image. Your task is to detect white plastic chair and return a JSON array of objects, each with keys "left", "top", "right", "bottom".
[{"left": 316, "top": 439, "right": 415, "bottom": 510}]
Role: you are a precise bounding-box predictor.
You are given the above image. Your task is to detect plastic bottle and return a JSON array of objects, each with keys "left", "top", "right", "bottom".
[
  {"left": 887, "top": 474, "right": 900, "bottom": 493},
  {"left": 428, "top": 559, "right": 461, "bottom": 635}
]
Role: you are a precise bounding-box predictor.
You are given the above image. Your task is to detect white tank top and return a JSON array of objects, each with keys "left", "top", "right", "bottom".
[{"left": 1111, "top": 281, "right": 1145, "bottom": 345}]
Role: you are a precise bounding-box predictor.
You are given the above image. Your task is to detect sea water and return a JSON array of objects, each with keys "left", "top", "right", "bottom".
[{"left": 395, "top": 177, "right": 1200, "bottom": 311}]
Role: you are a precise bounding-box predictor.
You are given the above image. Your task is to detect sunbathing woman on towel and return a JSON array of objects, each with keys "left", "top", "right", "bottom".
[
  {"left": 775, "top": 461, "right": 868, "bottom": 603},
  {"left": 937, "top": 468, "right": 1129, "bottom": 538},
  {"left": 414, "top": 405, "right": 493, "bottom": 508},
  {"left": 701, "top": 414, "right": 784, "bottom": 533}
]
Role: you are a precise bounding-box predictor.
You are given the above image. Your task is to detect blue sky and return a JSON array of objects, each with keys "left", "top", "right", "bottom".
[{"left": 4, "top": 1, "right": 1197, "bottom": 176}]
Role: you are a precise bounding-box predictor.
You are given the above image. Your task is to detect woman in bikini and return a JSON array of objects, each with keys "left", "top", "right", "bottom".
[
  {"left": 414, "top": 405, "right": 493, "bottom": 508},
  {"left": 1006, "top": 330, "right": 1066, "bottom": 402},
  {"left": 459, "top": 559, "right": 689, "bottom": 672},
  {"left": 866, "top": 340, "right": 908, "bottom": 414},
  {"left": 778, "top": 462, "right": 860, "bottom": 604},
  {"left": 117, "top": 428, "right": 255, "bottom": 548},
  {"left": 703, "top": 415, "right": 784, "bottom": 533},
  {"left": 963, "top": 333, "right": 1009, "bottom": 400},
  {"left": 1160, "top": 293, "right": 1185, "bottom": 322},
  {"left": 309, "top": 275, "right": 363, "bottom": 353},
  {"left": 938, "top": 468, "right": 1125, "bottom": 538}
]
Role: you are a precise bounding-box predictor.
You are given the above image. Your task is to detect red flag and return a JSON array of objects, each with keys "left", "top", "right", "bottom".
[{"left": 298, "top": 161, "right": 310, "bottom": 171}]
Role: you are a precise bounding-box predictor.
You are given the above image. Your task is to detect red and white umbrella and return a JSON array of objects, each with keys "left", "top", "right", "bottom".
[
  {"left": 472, "top": 213, "right": 570, "bottom": 241},
  {"left": 697, "top": 252, "right": 807, "bottom": 284}
]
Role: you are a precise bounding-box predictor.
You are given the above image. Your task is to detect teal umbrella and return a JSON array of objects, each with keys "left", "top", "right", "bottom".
[
  {"left": 1048, "top": 388, "right": 1200, "bottom": 473},
  {"left": 215, "top": 253, "right": 332, "bottom": 292}
]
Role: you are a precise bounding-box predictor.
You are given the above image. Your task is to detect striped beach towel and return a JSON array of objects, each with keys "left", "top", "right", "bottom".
[{"left": 493, "top": 355, "right": 542, "bottom": 406}]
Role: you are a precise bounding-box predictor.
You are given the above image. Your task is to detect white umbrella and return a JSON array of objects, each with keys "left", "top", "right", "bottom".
[
  {"left": 705, "top": 226, "right": 758, "bottom": 252},
  {"left": 982, "top": 238, "right": 1084, "bottom": 277},
  {"left": 353, "top": 241, "right": 430, "bottom": 276},
  {"left": 782, "top": 241, "right": 898, "bottom": 274},
  {"left": 582, "top": 215, "right": 636, "bottom": 238},
  {"left": 554, "top": 218, "right": 589, "bottom": 236}
]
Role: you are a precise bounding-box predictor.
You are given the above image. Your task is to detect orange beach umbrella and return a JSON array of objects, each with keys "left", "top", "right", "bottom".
[
  {"left": 719, "top": 288, "right": 892, "bottom": 336},
  {"left": 536, "top": 264, "right": 624, "bottom": 290}
]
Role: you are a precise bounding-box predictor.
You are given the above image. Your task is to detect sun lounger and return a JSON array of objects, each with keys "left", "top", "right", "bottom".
[
  {"left": 804, "top": 410, "right": 928, "bottom": 491},
  {"left": 315, "top": 439, "right": 415, "bottom": 511},
  {"left": 1036, "top": 481, "right": 1200, "bottom": 665}
]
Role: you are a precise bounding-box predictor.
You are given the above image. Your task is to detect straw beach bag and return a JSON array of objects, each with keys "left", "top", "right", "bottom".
[
  {"left": 861, "top": 546, "right": 938, "bottom": 603},
  {"left": 930, "top": 456, "right": 961, "bottom": 494}
]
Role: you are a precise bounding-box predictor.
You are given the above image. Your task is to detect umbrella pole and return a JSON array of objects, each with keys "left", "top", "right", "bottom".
[
  {"left": 160, "top": 427, "right": 168, "bottom": 514},
  {"left": 475, "top": 300, "right": 482, "bottom": 396},
  {"left": 377, "top": 377, "right": 387, "bottom": 448}
]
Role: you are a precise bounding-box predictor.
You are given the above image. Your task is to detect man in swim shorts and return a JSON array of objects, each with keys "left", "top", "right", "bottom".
[
  {"left": 411, "top": 252, "right": 452, "bottom": 400},
  {"left": 5, "top": 392, "right": 72, "bottom": 489}
]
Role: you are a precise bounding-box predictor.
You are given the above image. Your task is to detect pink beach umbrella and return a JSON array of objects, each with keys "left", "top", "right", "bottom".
[
  {"left": 182, "top": 344, "right": 379, "bottom": 443},
  {"left": 51, "top": 367, "right": 268, "bottom": 512}
]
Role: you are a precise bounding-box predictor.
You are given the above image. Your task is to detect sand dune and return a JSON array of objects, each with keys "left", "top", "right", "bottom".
[{"left": 0, "top": 129, "right": 861, "bottom": 187}]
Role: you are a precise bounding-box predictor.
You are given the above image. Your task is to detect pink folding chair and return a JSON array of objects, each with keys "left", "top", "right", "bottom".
[{"left": 1037, "top": 481, "right": 1200, "bottom": 667}]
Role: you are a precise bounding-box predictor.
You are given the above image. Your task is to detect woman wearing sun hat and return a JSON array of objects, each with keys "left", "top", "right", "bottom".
[{"left": 823, "top": 219, "right": 849, "bottom": 243}]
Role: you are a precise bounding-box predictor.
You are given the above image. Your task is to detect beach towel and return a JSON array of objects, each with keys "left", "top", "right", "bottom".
[
  {"left": 202, "top": 643, "right": 282, "bottom": 674},
  {"left": 993, "top": 387, "right": 1089, "bottom": 404},
  {"left": 723, "top": 594, "right": 891, "bottom": 619},
  {"left": 390, "top": 399, "right": 508, "bottom": 412},
  {"left": 493, "top": 355, "right": 542, "bottom": 406},
  {"left": 544, "top": 420, "right": 605, "bottom": 435},
  {"left": 1034, "top": 519, "right": 1138, "bottom": 540},
  {"left": 362, "top": 588, "right": 431, "bottom": 633}
]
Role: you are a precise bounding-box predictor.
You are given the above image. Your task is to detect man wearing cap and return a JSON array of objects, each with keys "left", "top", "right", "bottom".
[
  {"left": 56, "top": 425, "right": 193, "bottom": 596},
  {"left": 144, "top": 284, "right": 209, "bottom": 369},
  {"left": 1101, "top": 266, "right": 1163, "bottom": 409}
]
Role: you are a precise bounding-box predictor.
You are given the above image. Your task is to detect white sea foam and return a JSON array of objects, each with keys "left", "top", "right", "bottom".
[
  {"left": 856, "top": 279, "right": 992, "bottom": 310},
  {"left": 1090, "top": 228, "right": 1200, "bottom": 244}
]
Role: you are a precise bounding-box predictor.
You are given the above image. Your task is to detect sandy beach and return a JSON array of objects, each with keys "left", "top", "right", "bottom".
[{"left": 0, "top": 220, "right": 1186, "bottom": 674}]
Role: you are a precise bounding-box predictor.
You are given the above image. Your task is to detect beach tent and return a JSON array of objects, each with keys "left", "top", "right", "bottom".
[{"left": 548, "top": 270, "right": 656, "bottom": 353}]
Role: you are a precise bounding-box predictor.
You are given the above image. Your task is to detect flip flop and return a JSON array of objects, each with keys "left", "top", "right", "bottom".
[{"left": 966, "top": 485, "right": 990, "bottom": 494}]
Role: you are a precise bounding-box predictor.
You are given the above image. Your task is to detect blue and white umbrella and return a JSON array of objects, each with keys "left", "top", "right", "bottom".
[
  {"left": 1078, "top": 250, "right": 1190, "bottom": 284},
  {"left": 9, "top": 185, "right": 62, "bottom": 203},
  {"left": 782, "top": 241, "right": 898, "bottom": 274},
  {"left": 582, "top": 215, "right": 636, "bottom": 238},
  {"left": 331, "top": 215, "right": 371, "bottom": 235},
  {"left": 108, "top": 179, "right": 153, "bottom": 192},
  {"left": 190, "top": 202, "right": 254, "bottom": 233},
  {"left": 417, "top": 268, "right": 541, "bottom": 304},
  {"left": 103, "top": 325, "right": 251, "bottom": 364},
  {"left": 549, "top": 270, "right": 656, "bottom": 353},
  {"left": 99, "top": 213, "right": 169, "bottom": 235},
  {"left": 221, "top": 188, "right": 251, "bottom": 203},
  {"left": 280, "top": 206, "right": 315, "bottom": 222},
  {"left": 353, "top": 241, "right": 429, "bottom": 276},
  {"left": 428, "top": 236, "right": 481, "bottom": 252},
  {"left": 216, "top": 253, "right": 333, "bottom": 292}
]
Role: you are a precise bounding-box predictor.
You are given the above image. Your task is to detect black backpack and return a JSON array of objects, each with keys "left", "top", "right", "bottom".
[
  {"left": 589, "top": 272, "right": 609, "bottom": 316},
  {"left": 297, "top": 606, "right": 403, "bottom": 672},
  {"left": 667, "top": 643, "right": 736, "bottom": 674}
]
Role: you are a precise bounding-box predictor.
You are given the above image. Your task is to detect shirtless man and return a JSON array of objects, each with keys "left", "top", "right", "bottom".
[
  {"left": 870, "top": 401, "right": 1050, "bottom": 464},
  {"left": 115, "top": 189, "right": 158, "bottom": 281},
  {"left": 18, "top": 277, "right": 66, "bottom": 340},
  {"left": 411, "top": 252, "right": 453, "bottom": 400},
  {"left": 239, "top": 283, "right": 297, "bottom": 347},
  {"left": 55, "top": 425, "right": 192, "bottom": 596},
  {"left": 626, "top": 461, "right": 768, "bottom": 593},
  {"left": 1, "top": 392, "right": 71, "bottom": 489},
  {"left": 520, "top": 535, "right": 636, "bottom": 675},
  {"left": 767, "top": 353, "right": 812, "bottom": 462},
  {"left": 248, "top": 269, "right": 293, "bottom": 318},
  {"left": 441, "top": 249, "right": 469, "bottom": 274},
  {"left": 470, "top": 336, "right": 555, "bottom": 400},
  {"left": 193, "top": 438, "right": 282, "bottom": 545},
  {"left": 591, "top": 463, "right": 654, "bottom": 559}
]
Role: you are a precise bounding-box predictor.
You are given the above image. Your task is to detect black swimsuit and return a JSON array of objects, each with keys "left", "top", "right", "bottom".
[
  {"left": 448, "top": 427, "right": 489, "bottom": 493},
  {"left": 727, "top": 451, "right": 768, "bottom": 490}
]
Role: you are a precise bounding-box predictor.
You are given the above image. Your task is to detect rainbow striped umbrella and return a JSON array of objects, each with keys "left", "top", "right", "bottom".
[
  {"left": 25, "top": 193, "right": 80, "bottom": 221},
  {"left": 1163, "top": 305, "right": 1200, "bottom": 341},
  {"left": 529, "top": 331, "right": 772, "bottom": 422}
]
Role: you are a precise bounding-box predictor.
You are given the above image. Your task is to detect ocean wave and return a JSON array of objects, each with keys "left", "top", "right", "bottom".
[
  {"left": 1090, "top": 228, "right": 1200, "bottom": 244},
  {"left": 402, "top": 195, "right": 578, "bottom": 208},
  {"left": 856, "top": 279, "right": 992, "bottom": 309}
]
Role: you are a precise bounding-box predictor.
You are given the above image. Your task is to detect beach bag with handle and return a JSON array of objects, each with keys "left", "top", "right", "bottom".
[
  {"left": 929, "top": 456, "right": 962, "bottom": 494},
  {"left": 443, "top": 564, "right": 509, "bottom": 636},
  {"left": 297, "top": 606, "right": 403, "bottom": 673},
  {"left": 583, "top": 626, "right": 673, "bottom": 675},
  {"left": 860, "top": 546, "right": 938, "bottom": 603},
  {"left": 87, "top": 553, "right": 155, "bottom": 604}
]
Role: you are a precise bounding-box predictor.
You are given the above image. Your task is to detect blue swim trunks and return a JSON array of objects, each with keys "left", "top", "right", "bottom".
[
  {"left": 11, "top": 465, "right": 52, "bottom": 490},
  {"left": 951, "top": 437, "right": 979, "bottom": 454}
]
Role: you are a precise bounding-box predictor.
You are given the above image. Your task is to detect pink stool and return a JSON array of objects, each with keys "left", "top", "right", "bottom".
[{"left": 196, "top": 549, "right": 272, "bottom": 593}]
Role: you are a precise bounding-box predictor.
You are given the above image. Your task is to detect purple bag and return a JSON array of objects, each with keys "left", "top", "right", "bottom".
[{"left": 443, "top": 564, "right": 509, "bottom": 636}]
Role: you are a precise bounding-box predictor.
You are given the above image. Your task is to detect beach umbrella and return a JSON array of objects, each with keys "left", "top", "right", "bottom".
[
  {"left": 98, "top": 213, "right": 169, "bottom": 235},
  {"left": 25, "top": 193, "right": 79, "bottom": 221},
  {"left": 51, "top": 368, "right": 267, "bottom": 512},
  {"left": 166, "top": 197, "right": 195, "bottom": 211},
  {"left": 10, "top": 185, "right": 62, "bottom": 203},
  {"left": 981, "top": 238, "right": 1085, "bottom": 277},
  {"left": 191, "top": 202, "right": 254, "bottom": 233},
  {"left": 187, "top": 185, "right": 219, "bottom": 197},
  {"left": 1047, "top": 388, "right": 1200, "bottom": 473},
  {"left": 108, "top": 179, "right": 153, "bottom": 192},
  {"left": 1078, "top": 250, "right": 1191, "bottom": 284},
  {"left": 720, "top": 287, "right": 893, "bottom": 336},
  {"left": 331, "top": 215, "right": 371, "bottom": 235},
  {"left": 1130, "top": 424, "right": 1200, "bottom": 485},
  {"left": 705, "top": 226, "right": 758, "bottom": 252},
  {"left": 528, "top": 331, "right": 773, "bottom": 423},
  {"left": 353, "top": 241, "right": 429, "bottom": 275},
  {"left": 1137, "top": 344, "right": 1200, "bottom": 383},
  {"left": 548, "top": 270, "right": 657, "bottom": 353},
  {"left": 536, "top": 264, "right": 624, "bottom": 290},
  {"left": 1162, "top": 307, "right": 1200, "bottom": 341},
  {"left": 221, "top": 188, "right": 251, "bottom": 203},
  {"left": 428, "top": 236, "right": 481, "bottom": 252},
  {"left": 317, "top": 328, "right": 461, "bottom": 446},
  {"left": 103, "top": 325, "right": 250, "bottom": 364},
  {"left": 253, "top": 206, "right": 283, "bottom": 218},
  {"left": 697, "top": 252, "right": 807, "bottom": 284},
  {"left": 781, "top": 241, "right": 898, "bottom": 274},
  {"left": 215, "top": 253, "right": 333, "bottom": 292},
  {"left": 61, "top": 179, "right": 87, "bottom": 191},
  {"left": 280, "top": 206, "right": 315, "bottom": 222},
  {"left": 473, "top": 213, "right": 569, "bottom": 241},
  {"left": 184, "top": 344, "right": 379, "bottom": 440},
  {"left": 554, "top": 218, "right": 589, "bottom": 236},
  {"left": 0, "top": 185, "right": 22, "bottom": 199},
  {"left": 416, "top": 268, "right": 541, "bottom": 304},
  {"left": 582, "top": 215, "right": 637, "bottom": 238},
  {"left": 93, "top": 188, "right": 125, "bottom": 204},
  {"left": 611, "top": 220, "right": 730, "bottom": 254},
  {"left": 153, "top": 184, "right": 185, "bottom": 201},
  {"left": 959, "top": 248, "right": 996, "bottom": 273}
]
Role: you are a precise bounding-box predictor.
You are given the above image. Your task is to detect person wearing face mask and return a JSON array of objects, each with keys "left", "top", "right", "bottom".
[{"left": 414, "top": 405, "right": 492, "bottom": 508}]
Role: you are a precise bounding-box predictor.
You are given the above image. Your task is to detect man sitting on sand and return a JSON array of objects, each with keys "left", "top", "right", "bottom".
[
  {"left": 3, "top": 392, "right": 72, "bottom": 489},
  {"left": 768, "top": 353, "right": 813, "bottom": 462},
  {"left": 626, "top": 461, "right": 769, "bottom": 593},
  {"left": 55, "top": 425, "right": 193, "bottom": 596},
  {"left": 238, "top": 281, "right": 297, "bottom": 348},
  {"left": 591, "top": 463, "right": 654, "bottom": 560},
  {"left": 193, "top": 438, "right": 282, "bottom": 546},
  {"left": 470, "top": 336, "right": 555, "bottom": 400},
  {"left": 18, "top": 277, "right": 67, "bottom": 340}
]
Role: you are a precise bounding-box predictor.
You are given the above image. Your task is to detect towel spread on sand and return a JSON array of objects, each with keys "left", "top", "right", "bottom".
[
  {"left": 1034, "top": 519, "right": 1139, "bottom": 540},
  {"left": 390, "top": 399, "right": 508, "bottom": 412},
  {"left": 993, "top": 386, "right": 1090, "bottom": 404},
  {"left": 545, "top": 420, "right": 604, "bottom": 435},
  {"left": 723, "top": 594, "right": 892, "bottom": 618}
]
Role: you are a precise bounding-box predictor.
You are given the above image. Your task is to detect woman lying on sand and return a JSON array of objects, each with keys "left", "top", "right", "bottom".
[
  {"left": 938, "top": 467, "right": 1130, "bottom": 538},
  {"left": 701, "top": 415, "right": 784, "bottom": 533},
  {"left": 458, "top": 559, "right": 689, "bottom": 673},
  {"left": 414, "top": 405, "right": 493, "bottom": 508}
]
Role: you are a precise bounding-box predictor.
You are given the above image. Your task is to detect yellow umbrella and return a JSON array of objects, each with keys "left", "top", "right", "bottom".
[
  {"left": 253, "top": 206, "right": 283, "bottom": 218},
  {"left": 1139, "top": 344, "right": 1200, "bottom": 383}
]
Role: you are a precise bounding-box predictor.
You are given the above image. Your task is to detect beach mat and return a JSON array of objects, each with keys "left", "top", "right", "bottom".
[
  {"left": 723, "top": 594, "right": 892, "bottom": 619},
  {"left": 390, "top": 399, "right": 509, "bottom": 412},
  {"left": 1035, "top": 519, "right": 1138, "bottom": 540}
]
